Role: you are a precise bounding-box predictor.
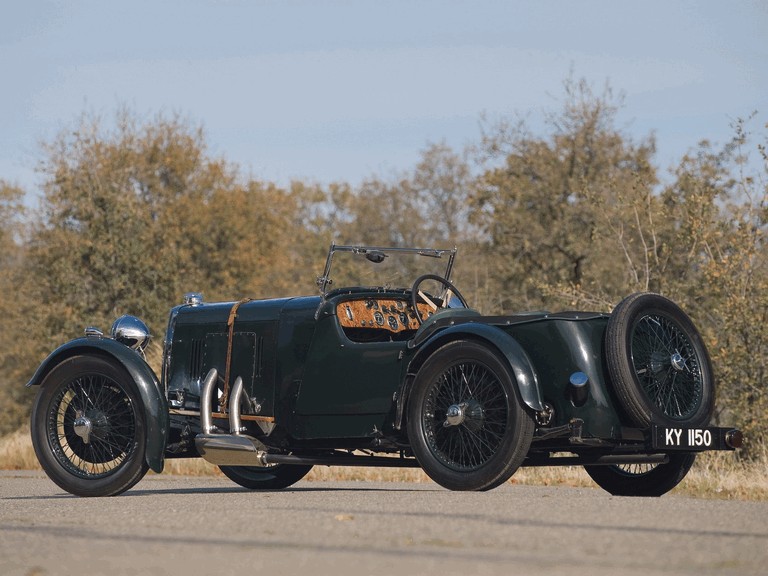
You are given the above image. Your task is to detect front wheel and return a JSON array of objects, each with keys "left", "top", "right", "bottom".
[
  {"left": 584, "top": 453, "right": 696, "bottom": 497},
  {"left": 407, "top": 340, "right": 534, "bottom": 491},
  {"left": 219, "top": 463, "right": 313, "bottom": 489},
  {"left": 30, "top": 355, "right": 149, "bottom": 497}
]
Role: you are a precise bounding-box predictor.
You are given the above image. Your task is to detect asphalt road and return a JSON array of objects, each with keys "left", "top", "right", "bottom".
[{"left": 1, "top": 470, "right": 766, "bottom": 576}]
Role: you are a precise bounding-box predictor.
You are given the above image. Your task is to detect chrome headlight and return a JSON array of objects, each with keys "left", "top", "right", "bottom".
[{"left": 111, "top": 315, "right": 151, "bottom": 352}]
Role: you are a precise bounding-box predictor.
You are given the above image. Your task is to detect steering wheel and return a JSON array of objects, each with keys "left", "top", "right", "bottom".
[{"left": 410, "top": 274, "right": 469, "bottom": 325}]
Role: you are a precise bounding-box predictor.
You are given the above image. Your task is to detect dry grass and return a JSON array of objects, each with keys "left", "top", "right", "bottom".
[
  {"left": 3, "top": 427, "right": 765, "bottom": 499},
  {"left": 0, "top": 427, "right": 40, "bottom": 471}
]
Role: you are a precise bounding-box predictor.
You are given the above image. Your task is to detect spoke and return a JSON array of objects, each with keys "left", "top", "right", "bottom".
[
  {"left": 459, "top": 364, "right": 474, "bottom": 398},
  {"left": 631, "top": 313, "right": 702, "bottom": 420},
  {"left": 424, "top": 359, "right": 508, "bottom": 471},
  {"left": 47, "top": 373, "right": 137, "bottom": 478}
]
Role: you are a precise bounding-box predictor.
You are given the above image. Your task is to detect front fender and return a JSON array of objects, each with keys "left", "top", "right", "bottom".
[
  {"left": 396, "top": 323, "right": 545, "bottom": 430},
  {"left": 27, "top": 337, "right": 168, "bottom": 473}
]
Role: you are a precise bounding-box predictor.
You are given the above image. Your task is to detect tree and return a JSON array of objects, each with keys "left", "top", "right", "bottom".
[
  {"left": 0, "top": 181, "right": 35, "bottom": 435},
  {"left": 470, "top": 78, "right": 658, "bottom": 312},
  {"left": 27, "top": 110, "right": 307, "bottom": 352},
  {"left": 679, "top": 120, "right": 768, "bottom": 456}
]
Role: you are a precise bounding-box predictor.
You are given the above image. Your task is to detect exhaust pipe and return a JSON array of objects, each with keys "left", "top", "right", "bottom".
[
  {"left": 229, "top": 376, "right": 245, "bottom": 435},
  {"left": 195, "top": 368, "right": 269, "bottom": 466},
  {"left": 200, "top": 368, "right": 219, "bottom": 434}
]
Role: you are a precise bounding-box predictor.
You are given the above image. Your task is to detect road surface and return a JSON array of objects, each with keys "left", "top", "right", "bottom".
[{"left": 1, "top": 471, "right": 766, "bottom": 576}]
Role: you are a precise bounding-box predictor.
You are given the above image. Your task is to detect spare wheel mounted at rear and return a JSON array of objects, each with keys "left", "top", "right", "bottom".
[{"left": 604, "top": 292, "right": 715, "bottom": 429}]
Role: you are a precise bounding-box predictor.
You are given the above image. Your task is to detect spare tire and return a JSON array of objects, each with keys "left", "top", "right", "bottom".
[{"left": 605, "top": 292, "right": 714, "bottom": 428}]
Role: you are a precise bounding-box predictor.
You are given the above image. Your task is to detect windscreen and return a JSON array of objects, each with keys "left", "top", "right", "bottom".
[{"left": 318, "top": 245, "right": 456, "bottom": 294}]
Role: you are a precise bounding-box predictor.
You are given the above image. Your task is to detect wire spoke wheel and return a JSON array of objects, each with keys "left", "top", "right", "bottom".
[
  {"left": 606, "top": 293, "right": 714, "bottom": 428},
  {"left": 423, "top": 362, "right": 508, "bottom": 471},
  {"left": 48, "top": 375, "right": 138, "bottom": 478},
  {"left": 407, "top": 340, "right": 533, "bottom": 491},
  {"left": 31, "top": 356, "right": 148, "bottom": 497},
  {"left": 615, "top": 462, "right": 658, "bottom": 476},
  {"left": 585, "top": 454, "right": 696, "bottom": 497},
  {"left": 630, "top": 314, "right": 703, "bottom": 420}
]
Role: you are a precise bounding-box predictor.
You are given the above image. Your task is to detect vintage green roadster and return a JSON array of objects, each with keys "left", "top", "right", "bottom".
[{"left": 28, "top": 244, "right": 741, "bottom": 497}]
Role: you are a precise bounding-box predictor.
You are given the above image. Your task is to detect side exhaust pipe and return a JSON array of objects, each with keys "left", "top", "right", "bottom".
[
  {"left": 195, "top": 368, "right": 269, "bottom": 466},
  {"left": 200, "top": 368, "right": 219, "bottom": 434}
]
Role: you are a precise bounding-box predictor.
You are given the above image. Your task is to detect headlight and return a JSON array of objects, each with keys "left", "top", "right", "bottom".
[{"left": 111, "top": 315, "right": 151, "bottom": 352}]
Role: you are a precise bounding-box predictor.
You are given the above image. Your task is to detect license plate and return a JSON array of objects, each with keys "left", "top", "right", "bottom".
[{"left": 651, "top": 426, "right": 736, "bottom": 451}]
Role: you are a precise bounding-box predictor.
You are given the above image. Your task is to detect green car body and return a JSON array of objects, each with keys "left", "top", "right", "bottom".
[{"left": 27, "top": 244, "right": 741, "bottom": 497}]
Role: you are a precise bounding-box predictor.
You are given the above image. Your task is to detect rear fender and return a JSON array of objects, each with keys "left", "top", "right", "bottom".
[
  {"left": 27, "top": 337, "right": 168, "bottom": 473},
  {"left": 396, "top": 323, "right": 544, "bottom": 429}
]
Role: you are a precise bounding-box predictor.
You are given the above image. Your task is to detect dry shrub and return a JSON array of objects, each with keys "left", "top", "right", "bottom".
[{"left": 0, "top": 427, "right": 39, "bottom": 470}]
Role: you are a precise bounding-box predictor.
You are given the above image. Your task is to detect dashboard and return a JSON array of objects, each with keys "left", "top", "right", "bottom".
[{"left": 336, "top": 298, "right": 433, "bottom": 334}]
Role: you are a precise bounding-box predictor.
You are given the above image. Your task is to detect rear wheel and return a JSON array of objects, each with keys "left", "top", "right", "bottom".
[
  {"left": 585, "top": 453, "right": 696, "bottom": 497},
  {"left": 219, "top": 463, "right": 313, "bottom": 489},
  {"left": 407, "top": 340, "right": 534, "bottom": 491},
  {"left": 606, "top": 293, "right": 714, "bottom": 428},
  {"left": 30, "top": 355, "right": 148, "bottom": 497}
]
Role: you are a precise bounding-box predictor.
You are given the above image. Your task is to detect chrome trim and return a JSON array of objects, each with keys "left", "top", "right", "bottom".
[
  {"left": 229, "top": 377, "right": 245, "bottom": 435},
  {"left": 671, "top": 352, "right": 686, "bottom": 371},
  {"left": 200, "top": 368, "right": 219, "bottom": 434},
  {"left": 111, "top": 315, "right": 151, "bottom": 352},
  {"left": 194, "top": 434, "right": 269, "bottom": 466},
  {"left": 569, "top": 371, "right": 589, "bottom": 406},
  {"left": 73, "top": 411, "right": 92, "bottom": 444},
  {"left": 184, "top": 292, "right": 204, "bottom": 306},
  {"left": 444, "top": 403, "right": 466, "bottom": 427},
  {"left": 84, "top": 326, "right": 103, "bottom": 338}
]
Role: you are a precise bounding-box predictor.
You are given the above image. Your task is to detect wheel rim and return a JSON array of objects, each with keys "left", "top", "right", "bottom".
[
  {"left": 46, "top": 374, "right": 139, "bottom": 479},
  {"left": 614, "top": 462, "right": 659, "bottom": 477},
  {"left": 630, "top": 313, "right": 703, "bottom": 420},
  {"left": 421, "top": 360, "right": 508, "bottom": 471}
]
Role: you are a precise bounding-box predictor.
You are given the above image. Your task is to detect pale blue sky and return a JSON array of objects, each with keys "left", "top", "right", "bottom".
[{"left": 2, "top": 0, "right": 766, "bottom": 200}]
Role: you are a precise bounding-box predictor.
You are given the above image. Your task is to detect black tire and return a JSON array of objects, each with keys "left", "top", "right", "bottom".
[
  {"left": 219, "top": 463, "right": 313, "bottom": 490},
  {"left": 30, "top": 355, "right": 149, "bottom": 497},
  {"left": 585, "top": 453, "right": 696, "bottom": 497},
  {"left": 406, "top": 340, "right": 534, "bottom": 491},
  {"left": 606, "top": 293, "right": 714, "bottom": 428}
]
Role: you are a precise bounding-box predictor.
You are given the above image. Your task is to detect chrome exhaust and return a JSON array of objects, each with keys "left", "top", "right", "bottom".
[
  {"left": 195, "top": 368, "right": 268, "bottom": 466},
  {"left": 229, "top": 376, "right": 245, "bottom": 435},
  {"left": 200, "top": 368, "right": 219, "bottom": 434}
]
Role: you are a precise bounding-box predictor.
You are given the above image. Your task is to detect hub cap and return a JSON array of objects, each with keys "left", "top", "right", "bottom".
[{"left": 72, "top": 411, "right": 93, "bottom": 444}]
